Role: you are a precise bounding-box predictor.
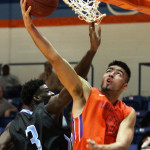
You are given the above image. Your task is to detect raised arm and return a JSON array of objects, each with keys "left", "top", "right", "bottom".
[
  {"left": 87, "top": 109, "right": 136, "bottom": 150},
  {"left": 46, "top": 24, "right": 101, "bottom": 113},
  {"left": 74, "top": 23, "right": 101, "bottom": 78},
  {"left": 20, "top": 0, "right": 84, "bottom": 101}
]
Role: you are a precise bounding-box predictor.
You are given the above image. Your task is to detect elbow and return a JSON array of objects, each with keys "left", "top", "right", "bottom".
[
  {"left": 116, "top": 142, "right": 128, "bottom": 150},
  {"left": 120, "top": 146, "right": 128, "bottom": 150},
  {"left": 122, "top": 145, "right": 130, "bottom": 150}
]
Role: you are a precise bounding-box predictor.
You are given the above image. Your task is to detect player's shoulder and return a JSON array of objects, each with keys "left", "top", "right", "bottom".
[{"left": 118, "top": 100, "right": 135, "bottom": 119}]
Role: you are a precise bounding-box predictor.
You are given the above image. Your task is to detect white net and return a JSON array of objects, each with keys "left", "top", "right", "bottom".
[{"left": 63, "top": 0, "right": 106, "bottom": 24}]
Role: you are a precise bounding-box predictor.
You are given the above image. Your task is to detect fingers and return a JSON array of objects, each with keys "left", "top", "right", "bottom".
[
  {"left": 20, "top": 0, "right": 23, "bottom": 6},
  {"left": 20, "top": 0, "right": 26, "bottom": 14},
  {"left": 89, "top": 26, "right": 92, "bottom": 37},
  {"left": 89, "top": 23, "right": 101, "bottom": 38},
  {"left": 87, "top": 139, "right": 96, "bottom": 145},
  {"left": 26, "top": 6, "right": 32, "bottom": 15},
  {"left": 87, "top": 139, "right": 96, "bottom": 149},
  {"left": 91, "top": 22, "right": 95, "bottom": 30},
  {"left": 89, "top": 22, "right": 95, "bottom": 31},
  {"left": 98, "top": 26, "right": 101, "bottom": 38},
  {"left": 20, "top": 0, "right": 31, "bottom": 14},
  {"left": 89, "top": 22, "right": 96, "bottom": 37}
]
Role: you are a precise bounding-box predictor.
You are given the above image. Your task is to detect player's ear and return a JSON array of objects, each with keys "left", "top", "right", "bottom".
[
  {"left": 123, "top": 83, "right": 128, "bottom": 91},
  {"left": 33, "top": 95, "right": 41, "bottom": 101}
]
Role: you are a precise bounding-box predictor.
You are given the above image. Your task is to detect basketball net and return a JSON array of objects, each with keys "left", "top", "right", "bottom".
[{"left": 63, "top": 0, "right": 106, "bottom": 24}]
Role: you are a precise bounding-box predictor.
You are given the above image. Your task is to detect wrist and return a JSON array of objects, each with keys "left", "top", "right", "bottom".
[
  {"left": 89, "top": 48, "right": 97, "bottom": 55},
  {"left": 26, "top": 23, "right": 34, "bottom": 31}
]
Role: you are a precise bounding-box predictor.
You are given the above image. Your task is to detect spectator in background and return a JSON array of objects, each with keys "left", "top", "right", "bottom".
[
  {"left": 0, "top": 64, "right": 21, "bottom": 90},
  {"left": 0, "top": 86, "right": 18, "bottom": 117},
  {"left": 39, "top": 61, "right": 63, "bottom": 93}
]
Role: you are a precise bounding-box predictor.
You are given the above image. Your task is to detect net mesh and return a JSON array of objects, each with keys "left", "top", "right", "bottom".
[{"left": 63, "top": 0, "right": 106, "bottom": 24}]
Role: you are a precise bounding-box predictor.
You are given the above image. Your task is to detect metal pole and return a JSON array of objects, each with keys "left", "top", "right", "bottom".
[{"left": 138, "top": 63, "right": 141, "bottom": 96}]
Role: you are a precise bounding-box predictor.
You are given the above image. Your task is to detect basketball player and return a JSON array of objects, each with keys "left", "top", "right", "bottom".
[
  {"left": 0, "top": 5, "right": 101, "bottom": 150},
  {"left": 20, "top": 0, "right": 136, "bottom": 149}
]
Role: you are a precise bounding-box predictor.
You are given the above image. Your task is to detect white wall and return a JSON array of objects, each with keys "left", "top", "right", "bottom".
[{"left": 0, "top": 22, "right": 150, "bottom": 99}]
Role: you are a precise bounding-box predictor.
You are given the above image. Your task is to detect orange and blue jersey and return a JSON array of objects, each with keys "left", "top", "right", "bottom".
[{"left": 72, "top": 87, "right": 132, "bottom": 150}]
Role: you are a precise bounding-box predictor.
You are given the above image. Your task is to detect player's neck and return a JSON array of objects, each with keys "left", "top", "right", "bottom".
[
  {"left": 101, "top": 90, "right": 120, "bottom": 105},
  {"left": 29, "top": 101, "right": 38, "bottom": 111}
]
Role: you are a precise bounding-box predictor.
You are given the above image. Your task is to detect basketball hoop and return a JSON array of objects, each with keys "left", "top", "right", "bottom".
[{"left": 63, "top": 0, "right": 106, "bottom": 24}]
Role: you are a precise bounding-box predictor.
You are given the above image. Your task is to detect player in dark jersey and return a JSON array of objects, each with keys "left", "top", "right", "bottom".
[
  {"left": 0, "top": 4, "right": 101, "bottom": 150},
  {"left": 9, "top": 80, "right": 71, "bottom": 150}
]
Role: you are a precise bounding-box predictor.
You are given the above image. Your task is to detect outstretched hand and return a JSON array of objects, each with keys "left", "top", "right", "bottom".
[
  {"left": 20, "top": 0, "right": 33, "bottom": 29},
  {"left": 89, "top": 22, "right": 101, "bottom": 53}
]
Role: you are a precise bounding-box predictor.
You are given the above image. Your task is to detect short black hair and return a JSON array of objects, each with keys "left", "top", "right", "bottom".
[
  {"left": 108, "top": 60, "right": 131, "bottom": 83},
  {"left": 21, "top": 79, "right": 45, "bottom": 106},
  {"left": 44, "top": 61, "right": 51, "bottom": 66},
  {"left": 2, "top": 64, "right": 9, "bottom": 71}
]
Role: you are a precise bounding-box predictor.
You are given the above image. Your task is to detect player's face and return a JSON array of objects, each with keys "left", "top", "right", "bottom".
[
  {"left": 101, "top": 65, "right": 128, "bottom": 92},
  {"left": 34, "top": 84, "right": 54, "bottom": 102}
]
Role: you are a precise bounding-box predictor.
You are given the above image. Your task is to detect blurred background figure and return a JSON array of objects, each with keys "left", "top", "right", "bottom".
[
  {"left": 0, "top": 86, "right": 18, "bottom": 117},
  {"left": 39, "top": 61, "right": 63, "bottom": 93},
  {"left": 0, "top": 64, "right": 21, "bottom": 90},
  {"left": 0, "top": 64, "right": 22, "bottom": 99}
]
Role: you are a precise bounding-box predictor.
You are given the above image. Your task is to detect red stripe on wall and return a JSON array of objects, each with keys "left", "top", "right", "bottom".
[{"left": 0, "top": 14, "right": 150, "bottom": 27}]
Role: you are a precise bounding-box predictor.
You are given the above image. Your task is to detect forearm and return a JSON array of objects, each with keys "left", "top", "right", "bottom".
[
  {"left": 26, "top": 24, "right": 57, "bottom": 63},
  {"left": 57, "top": 88, "right": 72, "bottom": 108},
  {"left": 46, "top": 88, "right": 72, "bottom": 113},
  {"left": 97, "top": 110, "right": 136, "bottom": 150},
  {"left": 0, "top": 123, "right": 13, "bottom": 150},
  {"left": 0, "top": 142, "right": 13, "bottom": 150},
  {"left": 75, "top": 23, "right": 101, "bottom": 78},
  {"left": 99, "top": 142, "right": 127, "bottom": 150},
  {"left": 47, "top": 49, "right": 97, "bottom": 113},
  {"left": 74, "top": 49, "right": 96, "bottom": 78},
  {"left": 26, "top": 24, "right": 82, "bottom": 98},
  {"left": 87, "top": 139, "right": 128, "bottom": 150}
]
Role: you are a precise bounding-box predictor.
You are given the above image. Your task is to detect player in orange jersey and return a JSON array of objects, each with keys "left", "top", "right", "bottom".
[{"left": 21, "top": 0, "right": 136, "bottom": 149}]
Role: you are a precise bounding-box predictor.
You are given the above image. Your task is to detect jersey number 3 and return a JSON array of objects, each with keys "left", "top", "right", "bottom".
[{"left": 25, "top": 125, "right": 42, "bottom": 150}]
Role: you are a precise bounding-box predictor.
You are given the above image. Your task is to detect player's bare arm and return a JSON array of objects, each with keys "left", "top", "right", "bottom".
[
  {"left": 87, "top": 109, "right": 136, "bottom": 150},
  {"left": 0, "top": 123, "right": 14, "bottom": 150},
  {"left": 20, "top": 0, "right": 92, "bottom": 112},
  {"left": 74, "top": 23, "right": 101, "bottom": 77},
  {"left": 46, "top": 24, "right": 101, "bottom": 114}
]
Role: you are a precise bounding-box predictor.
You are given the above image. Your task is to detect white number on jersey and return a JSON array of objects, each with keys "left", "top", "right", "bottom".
[{"left": 25, "top": 125, "right": 42, "bottom": 150}]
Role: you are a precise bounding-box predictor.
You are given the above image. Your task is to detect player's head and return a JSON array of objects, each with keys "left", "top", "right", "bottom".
[
  {"left": 21, "top": 79, "right": 54, "bottom": 106},
  {"left": 44, "top": 61, "right": 52, "bottom": 72},
  {"left": 101, "top": 60, "right": 131, "bottom": 93},
  {"left": 2, "top": 64, "right": 10, "bottom": 76}
]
